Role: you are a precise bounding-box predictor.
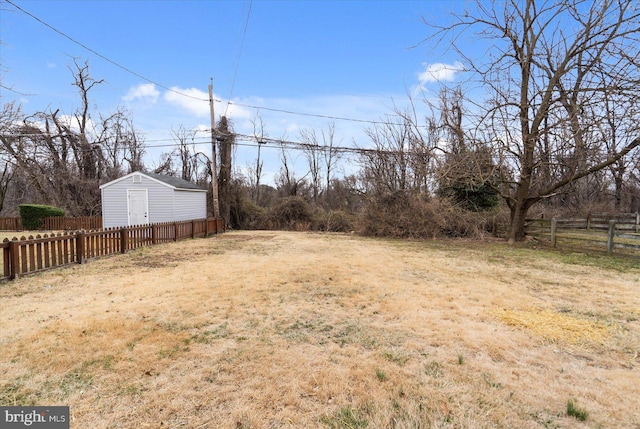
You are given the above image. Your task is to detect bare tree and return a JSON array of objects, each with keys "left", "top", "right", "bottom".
[
  {"left": 431, "top": 87, "right": 500, "bottom": 211},
  {"left": 0, "top": 102, "right": 20, "bottom": 213},
  {"left": 361, "top": 121, "right": 408, "bottom": 195},
  {"left": 275, "top": 144, "right": 307, "bottom": 197},
  {"left": 250, "top": 115, "right": 266, "bottom": 204},
  {"left": 299, "top": 128, "right": 323, "bottom": 208},
  {"left": 321, "top": 123, "right": 343, "bottom": 206},
  {"left": 0, "top": 60, "right": 146, "bottom": 216},
  {"left": 98, "top": 110, "right": 145, "bottom": 180},
  {"left": 299, "top": 122, "right": 344, "bottom": 209},
  {"left": 170, "top": 125, "right": 201, "bottom": 182},
  {"left": 427, "top": 0, "right": 640, "bottom": 241},
  {"left": 360, "top": 114, "right": 431, "bottom": 196},
  {"left": 591, "top": 68, "right": 640, "bottom": 211}
]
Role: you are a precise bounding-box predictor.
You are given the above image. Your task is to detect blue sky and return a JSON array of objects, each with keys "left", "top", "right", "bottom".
[{"left": 1, "top": 0, "right": 467, "bottom": 182}]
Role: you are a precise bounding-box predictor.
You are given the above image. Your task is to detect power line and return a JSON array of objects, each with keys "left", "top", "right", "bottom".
[
  {"left": 224, "top": 0, "right": 253, "bottom": 117},
  {"left": 6, "top": 0, "right": 415, "bottom": 130},
  {"left": 227, "top": 101, "right": 408, "bottom": 126},
  {"left": 0, "top": 130, "right": 370, "bottom": 156},
  {"left": 5, "top": 0, "right": 208, "bottom": 102}
]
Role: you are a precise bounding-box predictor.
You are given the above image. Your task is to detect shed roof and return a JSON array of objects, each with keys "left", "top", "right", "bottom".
[
  {"left": 143, "top": 172, "right": 207, "bottom": 191},
  {"left": 99, "top": 171, "right": 207, "bottom": 191}
]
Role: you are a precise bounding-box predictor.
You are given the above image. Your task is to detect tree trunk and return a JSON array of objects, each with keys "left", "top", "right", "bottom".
[
  {"left": 507, "top": 170, "right": 538, "bottom": 243},
  {"left": 507, "top": 200, "right": 529, "bottom": 244}
]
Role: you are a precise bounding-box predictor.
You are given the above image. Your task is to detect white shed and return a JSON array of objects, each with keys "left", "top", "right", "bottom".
[{"left": 100, "top": 171, "right": 208, "bottom": 228}]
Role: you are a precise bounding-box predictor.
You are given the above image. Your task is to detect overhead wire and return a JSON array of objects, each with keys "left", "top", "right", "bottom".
[
  {"left": 6, "top": 0, "right": 414, "bottom": 130},
  {"left": 5, "top": 0, "right": 208, "bottom": 102},
  {"left": 226, "top": 101, "right": 404, "bottom": 126},
  {"left": 0, "top": 129, "right": 378, "bottom": 156},
  {"left": 224, "top": 0, "right": 253, "bottom": 117}
]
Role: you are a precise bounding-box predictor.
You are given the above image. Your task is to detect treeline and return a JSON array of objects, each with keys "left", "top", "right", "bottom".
[{"left": 3, "top": 1, "right": 640, "bottom": 242}]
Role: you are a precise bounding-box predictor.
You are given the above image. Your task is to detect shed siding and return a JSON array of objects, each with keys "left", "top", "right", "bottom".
[
  {"left": 146, "top": 180, "right": 175, "bottom": 224},
  {"left": 101, "top": 173, "right": 207, "bottom": 228},
  {"left": 102, "top": 174, "right": 173, "bottom": 228},
  {"left": 101, "top": 186, "right": 128, "bottom": 228},
  {"left": 173, "top": 190, "right": 207, "bottom": 221}
]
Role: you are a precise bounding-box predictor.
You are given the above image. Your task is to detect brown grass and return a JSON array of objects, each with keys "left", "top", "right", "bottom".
[{"left": 0, "top": 231, "right": 639, "bottom": 428}]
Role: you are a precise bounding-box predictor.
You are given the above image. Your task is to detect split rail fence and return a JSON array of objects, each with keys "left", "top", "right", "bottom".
[
  {"left": 524, "top": 213, "right": 640, "bottom": 254},
  {"left": 0, "top": 218, "right": 225, "bottom": 281}
]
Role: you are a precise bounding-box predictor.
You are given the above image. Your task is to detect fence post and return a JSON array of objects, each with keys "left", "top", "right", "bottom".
[
  {"left": 120, "top": 228, "right": 128, "bottom": 253},
  {"left": 192, "top": 220, "right": 196, "bottom": 239},
  {"left": 174, "top": 222, "right": 179, "bottom": 241},
  {"left": 8, "top": 240, "right": 19, "bottom": 279},
  {"left": 205, "top": 218, "right": 210, "bottom": 237},
  {"left": 635, "top": 212, "right": 639, "bottom": 234},
  {"left": 152, "top": 224, "right": 157, "bottom": 245},
  {"left": 551, "top": 218, "right": 557, "bottom": 247},
  {"left": 76, "top": 231, "right": 84, "bottom": 264},
  {"left": 607, "top": 220, "right": 616, "bottom": 254}
]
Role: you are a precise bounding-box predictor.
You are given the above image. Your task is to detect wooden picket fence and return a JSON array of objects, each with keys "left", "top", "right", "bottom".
[
  {"left": 0, "top": 216, "right": 103, "bottom": 231},
  {"left": 0, "top": 217, "right": 22, "bottom": 231},
  {"left": 42, "top": 216, "right": 102, "bottom": 230},
  {"left": 0, "top": 218, "right": 225, "bottom": 280}
]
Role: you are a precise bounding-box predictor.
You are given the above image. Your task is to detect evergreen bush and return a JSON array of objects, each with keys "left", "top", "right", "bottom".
[{"left": 19, "top": 204, "right": 65, "bottom": 230}]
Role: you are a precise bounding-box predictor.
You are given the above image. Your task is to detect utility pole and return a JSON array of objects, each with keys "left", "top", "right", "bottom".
[{"left": 209, "top": 78, "right": 220, "bottom": 218}]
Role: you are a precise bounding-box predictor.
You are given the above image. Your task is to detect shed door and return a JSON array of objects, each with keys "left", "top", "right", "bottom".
[{"left": 128, "top": 189, "right": 149, "bottom": 225}]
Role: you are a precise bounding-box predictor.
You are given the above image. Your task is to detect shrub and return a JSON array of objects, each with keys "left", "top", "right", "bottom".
[
  {"left": 230, "top": 196, "right": 266, "bottom": 230},
  {"left": 264, "top": 197, "right": 314, "bottom": 231},
  {"left": 19, "top": 204, "right": 65, "bottom": 230},
  {"left": 315, "top": 210, "right": 355, "bottom": 232},
  {"left": 442, "top": 183, "right": 499, "bottom": 211},
  {"left": 359, "top": 192, "right": 491, "bottom": 239}
]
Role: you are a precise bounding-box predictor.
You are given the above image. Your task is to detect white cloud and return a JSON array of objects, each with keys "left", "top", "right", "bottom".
[
  {"left": 163, "top": 87, "right": 209, "bottom": 117},
  {"left": 50, "top": 114, "right": 99, "bottom": 138},
  {"left": 223, "top": 102, "right": 253, "bottom": 121},
  {"left": 123, "top": 83, "right": 160, "bottom": 103},
  {"left": 418, "top": 62, "right": 464, "bottom": 84},
  {"left": 163, "top": 87, "right": 253, "bottom": 121}
]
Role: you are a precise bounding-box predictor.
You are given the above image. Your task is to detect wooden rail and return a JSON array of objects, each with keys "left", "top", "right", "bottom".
[
  {"left": 0, "top": 218, "right": 225, "bottom": 280},
  {"left": 522, "top": 213, "right": 640, "bottom": 255}
]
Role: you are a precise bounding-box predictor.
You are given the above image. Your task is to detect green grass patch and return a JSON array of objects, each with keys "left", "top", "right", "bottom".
[
  {"left": 482, "top": 372, "right": 502, "bottom": 389},
  {"left": 424, "top": 361, "right": 444, "bottom": 378},
  {"left": 567, "top": 398, "right": 588, "bottom": 421},
  {"left": 190, "top": 322, "right": 231, "bottom": 344},
  {"left": 382, "top": 350, "right": 410, "bottom": 367},
  {"left": 0, "top": 378, "right": 39, "bottom": 406},
  {"left": 57, "top": 368, "right": 93, "bottom": 398},
  {"left": 320, "top": 406, "right": 368, "bottom": 429}
]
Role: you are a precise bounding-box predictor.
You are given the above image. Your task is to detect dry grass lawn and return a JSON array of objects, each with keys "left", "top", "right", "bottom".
[{"left": 0, "top": 231, "right": 639, "bottom": 428}]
